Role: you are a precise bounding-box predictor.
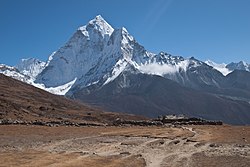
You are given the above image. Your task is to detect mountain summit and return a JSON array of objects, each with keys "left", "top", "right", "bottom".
[
  {"left": 1, "top": 15, "right": 250, "bottom": 125},
  {"left": 35, "top": 15, "right": 153, "bottom": 88},
  {"left": 35, "top": 16, "right": 219, "bottom": 91},
  {"left": 78, "top": 15, "right": 114, "bottom": 40}
]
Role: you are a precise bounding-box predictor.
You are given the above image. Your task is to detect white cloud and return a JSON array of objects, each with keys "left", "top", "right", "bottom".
[{"left": 139, "top": 60, "right": 189, "bottom": 76}]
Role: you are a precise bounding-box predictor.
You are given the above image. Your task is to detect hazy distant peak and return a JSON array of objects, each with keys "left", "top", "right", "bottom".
[{"left": 16, "top": 58, "right": 46, "bottom": 80}]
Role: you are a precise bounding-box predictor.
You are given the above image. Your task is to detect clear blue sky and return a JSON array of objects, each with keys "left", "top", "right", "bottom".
[{"left": 0, "top": 0, "right": 250, "bottom": 66}]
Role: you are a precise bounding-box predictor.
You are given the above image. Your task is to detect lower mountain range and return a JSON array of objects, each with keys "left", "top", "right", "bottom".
[{"left": 1, "top": 15, "right": 250, "bottom": 125}]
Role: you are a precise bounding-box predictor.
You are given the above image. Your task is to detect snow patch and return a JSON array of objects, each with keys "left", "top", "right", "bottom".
[
  {"left": 46, "top": 51, "right": 56, "bottom": 67},
  {"left": 86, "top": 80, "right": 99, "bottom": 87},
  {"left": 33, "top": 78, "right": 77, "bottom": 95},
  {"left": 0, "top": 64, "right": 16, "bottom": 71},
  {"left": 0, "top": 64, "right": 31, "bottom": 83},
  {"left": 1, "top": 63, "right": 76, "bottom": 95},
  {"left": 103, "top": 59, "right": 128, "bottom": 85},
  {"left": 0, "top": 69, "right": 30, "bottom": 83},
  {"left": 205, "top": 60, "right": 232, "bottom": 76}
]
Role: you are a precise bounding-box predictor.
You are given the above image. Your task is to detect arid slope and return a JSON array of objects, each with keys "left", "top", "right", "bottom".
[{"left": 0, "top": 74, "right": 142, "bottom": 125}]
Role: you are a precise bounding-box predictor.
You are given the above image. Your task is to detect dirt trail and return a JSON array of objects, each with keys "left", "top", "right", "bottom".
[{"left": 0, "top": 125, "right": 250, "bottom": 167}]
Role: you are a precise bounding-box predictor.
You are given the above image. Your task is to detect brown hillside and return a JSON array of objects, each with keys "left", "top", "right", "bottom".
[{"left": 0, "top": 74, "right": 143, "bottom": 125}]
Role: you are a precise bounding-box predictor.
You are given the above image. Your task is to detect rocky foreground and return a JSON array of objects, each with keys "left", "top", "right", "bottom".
[{"left": 0, "top": 125, "right": 249, "bottom": 167}]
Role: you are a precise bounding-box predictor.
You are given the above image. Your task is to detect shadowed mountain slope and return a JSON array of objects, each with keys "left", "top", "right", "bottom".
[{"left": 69, "top": 69, "right": 250, "bottom": 125}]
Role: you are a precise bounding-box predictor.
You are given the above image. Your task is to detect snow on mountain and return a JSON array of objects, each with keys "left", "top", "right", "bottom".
[
  {"left": 0, "top": 64, "right": 31, "bottom": 83},
  {"left": 16, "top": 58, "right": 46, "bottom": 79},
  {"left": 2, "top": 15, "right": 250, "bottom": 97},
  {"left": 2, "top": 15, "right": 250, "bottom": 125},
  {"left": 78, "top": 15, "right": 114, "bottom": 42},
  {"left": 205, "top": 60, "right": 250, "bottom": 76},
  {"left": 139, "top": 52, "right": 191, "bottom": 76},
  {"left": 2, "top": 15, "right": 122, "bottom": 95},
  {"left": 36, "top": 15, "right": 230, "bottom": 93},
  {"left": 226, "top": 61, "right": 250, "bottom": 72},
  {"left": 93, "top": 27, "right": 152, "bottom": 86},
  {"left": 0, "top": 62, "right": 76, "bottom": 95},
  {"left": 103, "top": 59, "right": 129, "bottom": 85},
  {"left": 35, "top": 15, "right": 115, "bottom": 87},
  {"left": 36, "top": 15, "right": 153, "bottom": 89},
  {"left": 12, "top": 57, "right": 76, "bottom": 95},
  {"left": 205, "top": 60, "right": 232, "bottom": 76},
  {"left": 33, "top": 78, "right": 77, "bottom": 95}
]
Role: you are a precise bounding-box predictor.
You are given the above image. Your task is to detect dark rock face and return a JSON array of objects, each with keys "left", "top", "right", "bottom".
[
  {"left": 68, "top": 70, "right": 250, "bottom": 125},
  {"left": 65, "top": 54, "right": 250, "bottom": 125},
  {"left": 224, "top": 70, "right": 250, "bottom": 91},
  {"left": 226, "top": 61, "right": 250, "bottom": 71}
]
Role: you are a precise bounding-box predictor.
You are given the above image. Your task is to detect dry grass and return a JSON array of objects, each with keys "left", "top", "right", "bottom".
[{"left": 0, "top": 125, "right": 250, "bottom": 167}]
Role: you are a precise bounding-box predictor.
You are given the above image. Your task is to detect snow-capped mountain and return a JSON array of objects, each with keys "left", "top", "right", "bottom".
[
  {"left": 35, "top": 15, "right": 222, "bottom": 92},
  {"left": 136, "top": 54, "right": 225, "bottom": 91},
  {"left": 1, "top": 15, "right": 250, "bottom": 124},
  {"left": 0, "top": 64, "right": 31, "bottom": 83},
  {"left": 205, "top": 60, "right": 250, "bottom": 76},
  {"left": 0, "top": 58, "right": 76, "bottom": 95},
  {"left": 16, "top": 58, "right": 46, "bottom": 80},
  {"left": 35, "top": 15, "right": 155, "bottom": 90},
  {"left": 36, "top": 15, "right": 115, "bottom": 87},
  {"left": 205, "top": 60, "right": 232, "bottom": 76},
  {"left": 0, "top": 58, "right": 46, "bottom": 85},
  {"left": 2, "top": 15, "right": 250, "bottom": 97}
]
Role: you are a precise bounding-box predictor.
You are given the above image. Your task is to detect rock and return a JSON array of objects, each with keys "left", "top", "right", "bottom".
[
  {"left": 234, "top": 144, "right": 245, "bottom": 148},
  {"left": 120, "top": 152, "right": 130, "bottom": 155},
  {"left": 39, "top": 106, "right": 47, "bottom": 111},
  {"left": 169, "top": 140, "right": 180, "bottom": 145},
  {"left": 121, "top": 141, "right": 139, "bottom": 146},
  {"left": 58, "top": 151, "right": 66, "bottom": 154},
  {"left": 209, "top": 143, "right": 221, "bottom": 147},
  {"left": 159, "top": 140, "right": 165, "bottom": 145},
  {"left": 186, "top": 139, "right": 197, "bottom": 142},
  {"left": 80, "top": 152, "right": 89, "bottom": 156},
  {"left": 194, "top": 142, "right": 206, "bottom": 147}
]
